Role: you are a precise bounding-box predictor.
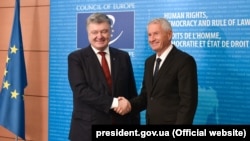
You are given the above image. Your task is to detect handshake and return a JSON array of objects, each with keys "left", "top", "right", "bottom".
[{"left": 113, "top": 97, "right": 131, "bottom": 115}]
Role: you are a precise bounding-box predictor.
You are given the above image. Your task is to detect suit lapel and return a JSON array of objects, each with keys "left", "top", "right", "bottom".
[
  {"left": 109, "top": 48, "right": 118, "bottom": 87},
  {"left": 85, "top": 47, "right": 109, "bottom": 88},
  {"left": 153, "top": 46, "right": 177, "bottom": 85}
]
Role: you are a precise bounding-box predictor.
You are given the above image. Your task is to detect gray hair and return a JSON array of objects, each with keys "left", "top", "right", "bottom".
[
  {"left": 86, "top": 13, "right": 111, "bottom": 28},
  {"left": 147, "top": 18, "right": 172, "bottom": 31}
]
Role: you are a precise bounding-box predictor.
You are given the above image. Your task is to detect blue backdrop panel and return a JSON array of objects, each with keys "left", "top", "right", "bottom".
[{"left": 49, "top": 0, "right": 250, "bottom": 140}]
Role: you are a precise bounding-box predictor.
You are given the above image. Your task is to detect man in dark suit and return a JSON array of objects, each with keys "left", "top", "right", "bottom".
[
  {"left": 116, "top": 18, "right": 198, "bottom": 124},
  {"left": 68, "top": 13, "right": 140, "bottom": 141}
]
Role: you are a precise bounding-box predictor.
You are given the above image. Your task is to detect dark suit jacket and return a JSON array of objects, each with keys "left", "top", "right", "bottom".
[
  {"left": 68, "top": 46, "right": 139, "bottom": 141},
  {"left": 130, "top": 45, "right": 198, "bottom": 125}
]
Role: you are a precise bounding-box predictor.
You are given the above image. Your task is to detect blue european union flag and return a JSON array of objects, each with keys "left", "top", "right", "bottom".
[{"left": 0, "top": 0, "right": 27, "bottom": 139}]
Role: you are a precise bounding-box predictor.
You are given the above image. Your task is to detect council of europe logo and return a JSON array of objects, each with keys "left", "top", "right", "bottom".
[{"left": 77, "top": 11, "right": 134, "bottom": 49}]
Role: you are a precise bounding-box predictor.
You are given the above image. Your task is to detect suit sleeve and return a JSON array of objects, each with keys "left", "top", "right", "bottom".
[
  {"left": 176, "top": 55, "right": 198, "bottom": 124},
  {"left": 68, "top": 51, "right": 113, "bottom": 114}
]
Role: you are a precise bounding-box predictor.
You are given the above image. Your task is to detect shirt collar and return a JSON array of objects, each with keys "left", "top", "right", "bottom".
[
  {"left": 156, "top": 44, "right": 173, "bottom": 61},
  {"left": 91, "top": 46, "right": 110, "bottom": 55}
]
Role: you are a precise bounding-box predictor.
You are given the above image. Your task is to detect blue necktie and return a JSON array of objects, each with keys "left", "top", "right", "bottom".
[{"left": 153, "top": 58, "right": 162, "bottom": 79}]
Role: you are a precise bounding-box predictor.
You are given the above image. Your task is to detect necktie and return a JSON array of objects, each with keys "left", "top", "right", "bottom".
[
  {"left": 98, "top": 52, "right": 112, "bottom": 91},
  {"left": 153, "top": 58, "right": 162, "bottom": 78}
]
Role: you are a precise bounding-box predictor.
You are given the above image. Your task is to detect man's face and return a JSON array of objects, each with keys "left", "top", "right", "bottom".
[
  {"left": 87, "top": 22, "right": 111, "bottom": 51},
  {"left": 147, "top": 23, "right": 172, "bottom": 54}
]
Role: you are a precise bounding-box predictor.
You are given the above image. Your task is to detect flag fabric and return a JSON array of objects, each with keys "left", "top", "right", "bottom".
[{"left": 0, "top": 0, "right": 27, "bottom": 139}]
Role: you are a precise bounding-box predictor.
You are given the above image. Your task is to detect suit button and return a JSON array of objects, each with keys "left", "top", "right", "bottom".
[{"left": 150, "top": 97, "right": 153, "bottom": 100}]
